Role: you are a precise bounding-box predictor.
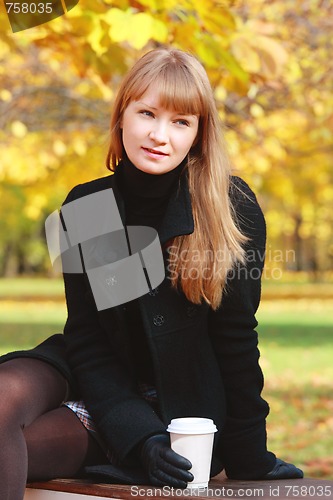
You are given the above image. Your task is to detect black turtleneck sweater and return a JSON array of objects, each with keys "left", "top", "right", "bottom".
[
  {"left": 116, "top": 156, "right": 186, "bottom": 386},
  {"left": 117, "top": 155, "right": 186, "bottom": 231}
]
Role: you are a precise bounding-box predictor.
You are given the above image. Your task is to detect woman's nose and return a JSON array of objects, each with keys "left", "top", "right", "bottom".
[{"left": 149, "top": 122, "right": 169, "bottom": 144}]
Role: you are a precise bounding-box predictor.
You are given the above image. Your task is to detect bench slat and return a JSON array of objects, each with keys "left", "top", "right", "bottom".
[{"left": 26, "top": 475, "right": 333, "bottom": 499}]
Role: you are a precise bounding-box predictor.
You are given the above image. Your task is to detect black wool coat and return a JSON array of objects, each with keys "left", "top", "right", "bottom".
[{"left": 1, "top": 168, "right": 276, "bottom": 481}]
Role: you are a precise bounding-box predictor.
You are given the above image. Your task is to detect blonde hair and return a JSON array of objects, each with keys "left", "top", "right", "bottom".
[{"left": 106, "top": 48, "right": 247, "bottom": 310}]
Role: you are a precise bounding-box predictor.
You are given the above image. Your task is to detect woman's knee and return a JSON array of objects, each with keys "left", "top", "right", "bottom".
[{"left": 0, "top": 358, "right": 68, "bottom": 428}]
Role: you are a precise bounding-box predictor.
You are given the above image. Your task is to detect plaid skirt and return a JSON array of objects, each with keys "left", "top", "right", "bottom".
[{"left": 64, "top": 382, "right": 158, "bottom": 462}]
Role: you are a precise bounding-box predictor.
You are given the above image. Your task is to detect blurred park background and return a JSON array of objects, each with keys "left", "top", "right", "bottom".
[{"left": 0, "top": 0, "right": 332, "bottom": 479}]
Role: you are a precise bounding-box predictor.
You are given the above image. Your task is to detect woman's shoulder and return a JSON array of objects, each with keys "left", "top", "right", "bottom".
[
  {"left": 230, "top": 175, "right": 258, "bottom": 204},
  {"left": 229, "top": 175, "right": 266, "bottom": 240},
  {"left": 63, "top": 175, "right": 114, "bottom": 205}
]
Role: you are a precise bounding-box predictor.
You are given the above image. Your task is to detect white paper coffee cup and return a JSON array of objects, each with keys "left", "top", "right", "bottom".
[{"left": 167, "top": 417, "right": 217, "bottom": 489}]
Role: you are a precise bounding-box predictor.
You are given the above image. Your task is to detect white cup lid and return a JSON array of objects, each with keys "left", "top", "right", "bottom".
[{"left": 167, "top": 417, "right": 217, "bottom": 434}]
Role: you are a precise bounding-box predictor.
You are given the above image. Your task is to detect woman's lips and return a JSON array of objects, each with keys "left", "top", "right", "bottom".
[{"left": 142, "top": 147, "right": 169, "bottom": 158}]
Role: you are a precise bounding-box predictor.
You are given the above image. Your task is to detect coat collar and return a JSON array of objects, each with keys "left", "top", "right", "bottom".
[{"left": 111, "top": 165, "right": 194, "bottom": 245}]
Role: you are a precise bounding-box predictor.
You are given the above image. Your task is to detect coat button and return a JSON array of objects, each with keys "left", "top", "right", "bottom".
[
  {"left": 149, "top": 287, "right": 159, "bottom": 296},
  {"left": 153, "top": 314, "right": 165, "bottom": 326},
  {"left": 186, "top": 305, "right": 197, "bottom": 317}
]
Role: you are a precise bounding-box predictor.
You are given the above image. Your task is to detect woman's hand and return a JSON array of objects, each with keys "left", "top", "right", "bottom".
[
  {"left": 261, "top": 458, "right": 304, "bottom": 479},
  {"left": 140, "top": 434, "right": 194, "bottom": 488}
]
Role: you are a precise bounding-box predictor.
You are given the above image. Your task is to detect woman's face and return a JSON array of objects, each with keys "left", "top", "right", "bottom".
[{"left": 121, "top": 87, "right": 199, "bottom": 175}]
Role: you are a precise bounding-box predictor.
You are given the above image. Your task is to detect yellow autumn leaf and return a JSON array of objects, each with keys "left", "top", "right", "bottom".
[
  {"left": 322, "top": 186, "right": 333, "bottom": 202},
  {"left": 0, "top": 38, "right": 10, "bottom": 58},
  {"left": 67, "top": 13, "right": 95, "bottom": 36},
  {"left": 231, "top": 35, "right": 261, "bottom": 73},
  {"left": 73, "top": 137, "right": 87, "bottom": 156},
  {"left": 24, "top": 194, "right": 48, "bottom": 221},
  {"left": 0, "top": 89, "right": 12, "bottom": 102},
  {"left": 263, "top": 137, "right": 286, "bottom": 160},
  {"left": 87, "top": 19, "right": 108, "bottom": 56},
  {"left": 246, "top": 19, "right": 277, "bottom": 36},
  {"left": 131, "top": 12, "right": 168, "bottom": 49},
  {"left": 24, "top": 205, "right": 42, "bottom": 221},
  {"left": 11, "top": 121, "right": 27, "bottom": 138},
  {"left": 170, "top": 15, "right": 198, "bottom": 48},
  {"left": 231, "top": 32, "right": 288, "bottom": 78},
  {"left": 161, "top": 0, "right": 180, "bottom": 9},
  {"left": 130, "top": 0, "right": 159, "bottom": 10},
  {"left": 201, "top": 8, "right": 236, "bottom": 33},
  {"left": 258, "top": 109, "right": 307, "bottom": 140},
  {"left": 104, "top": 8, "right": 128, "bottom": 39},
  {"left": 215, "top": 85, "right": 227, "bottom": 102},
  {"left": 254, "top": 35, "right": 288, "bottom": 78},
  {"left": 53, "top": 140, "right": 67, "bottom": 157},
  {"left": 105, "top": 9, "right": 168, "bottom": 50},
  {"left": 194, "top": 0, "right": 217, "bottom": 20},
  {"left": 103, "top": 0, "right": 130, "bottom": 7},
  {"left": 250, "top": 103, "right": 264, "bottom": 118},
  {"left": 39, "top": 151, "right": 55, "bottom": 168},
  {"left": 254, "top": 155, "right": 271, "bottom": 173}
]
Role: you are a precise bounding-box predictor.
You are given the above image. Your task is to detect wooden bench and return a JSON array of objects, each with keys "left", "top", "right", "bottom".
[{"left": 25, "top": 473, "right": 333, "bottom": 499}]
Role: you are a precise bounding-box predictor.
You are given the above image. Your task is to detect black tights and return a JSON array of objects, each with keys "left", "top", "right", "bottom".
[{"left": 0, "top": 358, "right": 108, "bottom": 500}]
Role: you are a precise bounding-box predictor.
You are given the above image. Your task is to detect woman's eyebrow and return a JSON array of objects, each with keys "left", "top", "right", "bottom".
[
  {"left": 136, "top": 101, "right": 197, "bottom": 118},
  {"left": 176, "top": 113, "right": 198, "bottom": 118},
  {"left": 136, "top": 101, "right": 158, "bottom": 110}
]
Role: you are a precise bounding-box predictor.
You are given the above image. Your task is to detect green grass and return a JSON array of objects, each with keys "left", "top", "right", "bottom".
[
  {"left": 0, "top": 300, "right": 66, "bottom": 353},
  {"left": 256, "top": 300, "right": 333, "bottom": 480},
  {"left": 0, "top": 278, "right": 332, "bottom": 479},
  {"left": 0, "top": 277, "right": 64, "bottom": 299},
  {"left": 257, "top": 300, "right": 333, "bottom": 381},
  {"left": 0, "top": 278, "right": 65, "bottom": 351}
]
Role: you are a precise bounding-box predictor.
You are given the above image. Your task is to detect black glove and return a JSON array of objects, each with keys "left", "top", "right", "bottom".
[
  {"left": 140, "top": 434, "right": 194, "bottom": 488},
  {"left": 262, "top": 458, "right": 304, "bottom": 479}
]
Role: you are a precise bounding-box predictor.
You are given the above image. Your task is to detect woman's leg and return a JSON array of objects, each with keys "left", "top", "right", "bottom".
[
  {"left": 0, "top": 358, "right": 67, "bottom": 499},
  {"left": 25, "top": 406, "right": 108, "bottom": 481},
  {"left": 0, "top": 357, "right": 106, "bottom": 500}
]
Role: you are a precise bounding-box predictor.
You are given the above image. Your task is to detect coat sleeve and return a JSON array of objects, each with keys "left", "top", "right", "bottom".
[
  {"left": 208, "top": 177, "right": 276, "bottom": 479},
  {"left": 62, "top": 184, "right": 166, "bottom": 465}
]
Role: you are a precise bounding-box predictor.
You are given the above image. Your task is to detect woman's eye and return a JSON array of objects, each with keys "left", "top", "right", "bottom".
[
  {"left": 176, "top": 119, "right": 189, "bottom": 126},
  {"left": 140, "top": 110, "right": 154, "bottom": 117}
]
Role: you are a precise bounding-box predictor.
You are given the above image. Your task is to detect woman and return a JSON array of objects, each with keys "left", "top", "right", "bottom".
[{"left": 0, "top": 48, "right": 303, "bottom": 499}]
